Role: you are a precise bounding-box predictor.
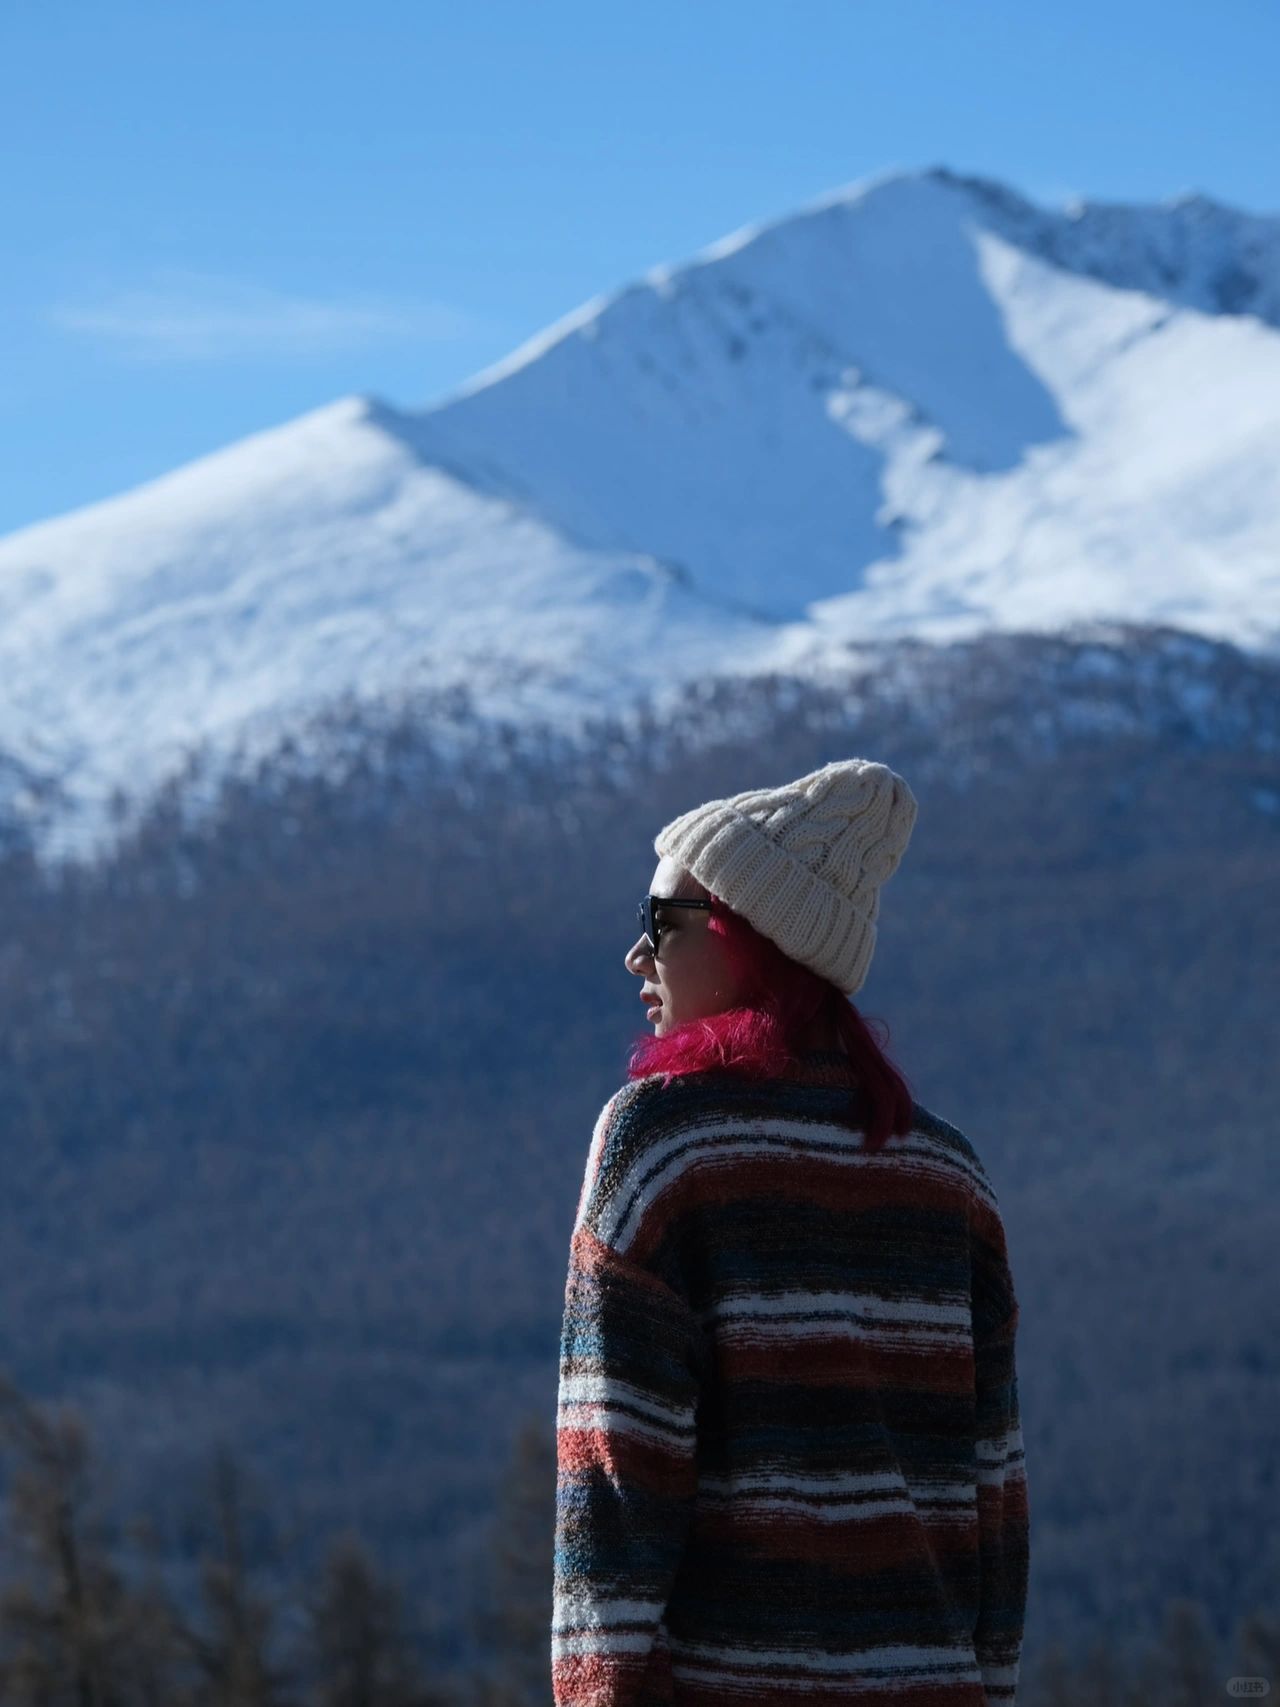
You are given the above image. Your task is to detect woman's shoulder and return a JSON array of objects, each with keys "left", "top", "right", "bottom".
[
  {"left": 909, "top": 1099, "right": 1005, "bottom": 1214},
  {"left": 586, "top": 1071, "right": 743, "bottom": 1180},
  {"left": 909, "top": 1097, "right": 974, "bottom": 1158},
  {"left": 593, "top": 1071, "right": 707, "bottom": 1139},
  {"left": 575, "top": 1075, "right": 710, "bottom": 1249}
]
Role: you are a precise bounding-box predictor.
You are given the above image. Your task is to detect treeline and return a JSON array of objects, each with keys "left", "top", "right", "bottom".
[
  {"left": 0, "top": 1367, "right": 552, "bottom": 1705},
  {"left": 2, "top": 1367, "right": 1277, "bottom": 1705},
  {"left": 1025, "top": 1602, "right": 1280, "bottom": 1706}
]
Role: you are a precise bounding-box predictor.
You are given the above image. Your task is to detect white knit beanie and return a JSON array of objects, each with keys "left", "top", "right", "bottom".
[{"left": 652, "top": 757, "right": 918, "bottom": 995}]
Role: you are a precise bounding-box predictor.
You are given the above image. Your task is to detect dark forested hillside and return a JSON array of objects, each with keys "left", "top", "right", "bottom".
[{"left": 0, "top": 622, "right": 1276, "bottom": 1679}]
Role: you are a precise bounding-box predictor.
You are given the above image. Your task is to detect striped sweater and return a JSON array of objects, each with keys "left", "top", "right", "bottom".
[{"left": 553, "top": 1050, "right": 1029, "bottom": 1706}]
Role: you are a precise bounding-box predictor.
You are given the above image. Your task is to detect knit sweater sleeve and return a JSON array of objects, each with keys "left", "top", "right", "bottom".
[
  {"left": 969, "top": 1175, "right": 1031, "bottom": 1704},
  {"left": 552, "top": 1084, "right": 702, "bottom": 1707}
]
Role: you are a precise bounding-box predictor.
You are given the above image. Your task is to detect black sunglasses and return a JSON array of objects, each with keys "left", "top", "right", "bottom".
[{"left": 637, "top": 894, "right": 713, "bottom": 957}]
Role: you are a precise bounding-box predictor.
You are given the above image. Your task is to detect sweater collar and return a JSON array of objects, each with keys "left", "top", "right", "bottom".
[{"left": 779, "top": 1049, "right": 860, "bottom": 1087}]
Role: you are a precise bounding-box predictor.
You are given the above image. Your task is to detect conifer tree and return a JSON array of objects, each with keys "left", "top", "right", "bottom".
[
  {"left": 173, "top": 1445, "right": 297, "bottom": 1707},
  {"left": 0, "top": 1371, "right": 136, "bottom": 1707},
  {"left": 1231, "top": 1606, "right": 1280, "bottom": 1680},
  {"left": 113, "top": 1512, "right": 197, "bottom": 1706},
  {"left": 1159, "top": 1595, "right": 1220, "bottom": 1706},
  {"left": 469, "top": 1416, "right": 556, "bottom": 1707},
  {"left": 1077, "top": 1630, "right": 1127, "bottom": 1707},
  {"left": 304, "top": 1529, "right": 443, "bottom": 1707},
  {"left": 1030, "top": 1637, "right": 1080, "bottom": 1707}
]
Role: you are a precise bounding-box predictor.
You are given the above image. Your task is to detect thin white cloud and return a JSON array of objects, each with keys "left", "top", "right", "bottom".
[{"left": 48, "top": 268, "right": 480, "bottom": 360}]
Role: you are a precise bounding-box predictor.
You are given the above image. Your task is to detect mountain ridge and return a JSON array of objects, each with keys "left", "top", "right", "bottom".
[{"left": 3, "top": 165, "right": 1280, "bottom": 862}]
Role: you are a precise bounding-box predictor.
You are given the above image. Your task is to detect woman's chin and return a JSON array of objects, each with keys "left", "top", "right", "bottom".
[{"left": 633, "top": 1011, "right": 676, "bottom": 1049}]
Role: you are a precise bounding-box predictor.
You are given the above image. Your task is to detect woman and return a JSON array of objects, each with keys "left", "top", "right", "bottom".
[{"left": 553, "top": 758, "right": 1029, "bottom": 1707}]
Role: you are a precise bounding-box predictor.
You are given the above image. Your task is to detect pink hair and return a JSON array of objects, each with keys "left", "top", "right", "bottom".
[{"left": 626, "top": 894, "right": 913, "bottom": 1153}]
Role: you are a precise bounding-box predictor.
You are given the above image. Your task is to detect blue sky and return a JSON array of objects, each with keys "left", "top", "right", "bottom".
[{"left": 2, "top": 0, "right": 1277, "bottom": 537}]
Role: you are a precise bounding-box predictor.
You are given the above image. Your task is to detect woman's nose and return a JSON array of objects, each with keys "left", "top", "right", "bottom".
[{"left": 625, "top": 934, "right": 653, "bottom": 973}]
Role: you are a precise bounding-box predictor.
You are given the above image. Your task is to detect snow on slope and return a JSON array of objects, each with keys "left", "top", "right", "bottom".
[
  {"left": 414, "top": 169, "right": 1280, "bottom": 651},
  {"left": 0, "top": 397, "right": 775, "bottom": 852},
  {"left": 409, "top": 172, "right": 1070, "bottom": 619},
  {"left": 2, "top": 165, "right": 1280, "bottom": 860},
  {"left": 776, "top": 221, "right": 1280, "bottom": 662}
]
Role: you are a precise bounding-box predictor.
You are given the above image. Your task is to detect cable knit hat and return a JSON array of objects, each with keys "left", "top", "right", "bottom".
[{"left": 652, "top": 757, "right": 918, "bottom": 995}]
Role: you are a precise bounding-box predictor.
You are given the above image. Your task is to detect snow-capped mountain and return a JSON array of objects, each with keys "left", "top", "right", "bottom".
[{"left": 3, "top": 164, "right": 1279, "bottom": 859}]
